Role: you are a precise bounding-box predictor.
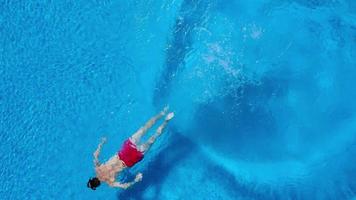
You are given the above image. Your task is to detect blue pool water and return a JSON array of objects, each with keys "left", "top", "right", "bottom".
[{"left": 1, "top": 0, "right": 356, "bottom": 199}]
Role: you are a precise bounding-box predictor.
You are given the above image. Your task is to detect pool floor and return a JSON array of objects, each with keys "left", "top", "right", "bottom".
[{"left": 1, "top": 0, "right": 356, "bottom": 199}]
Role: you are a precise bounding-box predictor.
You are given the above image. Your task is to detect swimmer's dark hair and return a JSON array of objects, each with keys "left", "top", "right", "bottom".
[{"left": 87, "top": 177, "right": 101, "bottom": 190}]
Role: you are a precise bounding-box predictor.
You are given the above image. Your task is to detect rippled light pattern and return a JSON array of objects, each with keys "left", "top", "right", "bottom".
[{"left": 1, "top": 0, "right": 356, "bottom": 199}]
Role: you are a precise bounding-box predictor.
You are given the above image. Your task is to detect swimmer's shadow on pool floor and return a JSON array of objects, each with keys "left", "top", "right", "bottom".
[{"left": 116, "top": 130, "right": 264, "bottom": 200}]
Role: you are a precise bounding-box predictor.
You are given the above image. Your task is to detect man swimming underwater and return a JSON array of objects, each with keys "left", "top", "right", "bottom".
[{"left": 87, "top": 107, "right": 174, "bottom": 190}]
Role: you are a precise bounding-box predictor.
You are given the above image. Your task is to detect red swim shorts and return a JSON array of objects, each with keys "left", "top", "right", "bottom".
[{"left": 118, "top": 139, "right": 144, "bottom": 167}]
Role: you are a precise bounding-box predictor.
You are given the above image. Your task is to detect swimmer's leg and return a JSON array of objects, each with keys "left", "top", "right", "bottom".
[
  {"left": 139, "top": 112, "right": 174, "bottom": 152},
  {"left": 130, "top": 106, "right": 169, "bottom": 144}
]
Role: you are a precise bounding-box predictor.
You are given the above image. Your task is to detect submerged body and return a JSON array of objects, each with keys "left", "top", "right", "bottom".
[
  {"left": 88, "top": 107, "right": 174, "bottom": 190},
  {"left": 96, "top": 155, "right": 127, "bottom": 186}
]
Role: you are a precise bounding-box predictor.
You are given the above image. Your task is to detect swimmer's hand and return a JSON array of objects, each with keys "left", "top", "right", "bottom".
[
  {"left": 101, "top": 137, "right": 107, "bottom": 143},
  {"left": 134, "top": 173, "right": 143, "bottom": 182},
  {"left": 110, "top": 173, "right": 142, "bottom": 189}
]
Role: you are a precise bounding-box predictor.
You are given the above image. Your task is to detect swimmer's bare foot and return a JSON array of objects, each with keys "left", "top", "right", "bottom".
[
  {"left": 165, "top": 112, "right": 174, "bottom": 121},
  {"left": 161, "top": 106, "right": 169, "bottom": 116}
]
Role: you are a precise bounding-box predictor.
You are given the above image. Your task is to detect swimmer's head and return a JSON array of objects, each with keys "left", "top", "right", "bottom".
[{"left": 87, "top": 177, "right": 101, "bottom": 190}]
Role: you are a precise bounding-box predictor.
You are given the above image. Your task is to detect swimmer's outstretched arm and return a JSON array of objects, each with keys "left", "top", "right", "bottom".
[
  {"left": 93, "top": 137, "right": 106, "bottom": 167},
  {"left": 110, "top": 181, "right": 135, "bottom": 189},
  {"left": 110, "top": 173, "right": 143, "bottom": 189}
]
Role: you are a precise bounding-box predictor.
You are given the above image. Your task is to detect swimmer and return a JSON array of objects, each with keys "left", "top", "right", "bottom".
[{"left": 87, "top": 107, "right": 174, "bottom": 190}]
